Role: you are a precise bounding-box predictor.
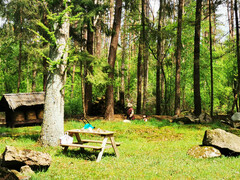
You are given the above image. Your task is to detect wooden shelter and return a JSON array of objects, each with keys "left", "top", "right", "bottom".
[{"left": 0, "top": 92, "right": 45, "bottom": 127}]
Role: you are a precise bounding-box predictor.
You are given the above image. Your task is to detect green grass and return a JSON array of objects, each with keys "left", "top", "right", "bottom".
[{"left": 1, "top": 119, "right": 240, "bottom": 179}]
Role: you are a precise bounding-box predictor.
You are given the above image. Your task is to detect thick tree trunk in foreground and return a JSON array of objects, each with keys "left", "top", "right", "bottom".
[
  {"left": 40, "top": 2, "right": 69, "bottom": 146},
  {"left": 193, "top": 0, "right": 202, "bottom": 116},
  {"left": 174, "top": 0, "right": 183, "bottom": 116},
  {"left": 105, "top": 0, "right": 122, "bottom": 120}
]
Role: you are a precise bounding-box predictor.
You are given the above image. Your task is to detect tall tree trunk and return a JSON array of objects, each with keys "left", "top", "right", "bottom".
[
  {"left": 161, "top": 1, "right": 166, "bottom": 115},
  {"left": 227, "top": 0, "right": 231, "bottom": 39},
  {"left": 95, "top": 18, "right": 102, "bottom": 56},
  {"left": 105, "top": 0, "right": 122, "bottom": 120},
  {"left": 42, "top": 14, "right": 49, "bottom": 92},
  {"left": 231, "top": 0, "right": 234, "bottom": 39},
  {"left": 108, "top": 0, "right": 114, "bottom": 52},
  {"left": 156, "top": 0, "right": 163, "bottom": 115},
  {"left": 227, "top": 0, "right": 234, "bottom": 39},
  {"left": 174, "top": 0, "right": 183, "bottom": 116},
  {"left": 95, "top": 0, "right": 102, "bottom": 57},
  {"left": 137, "top": 0, "right": 146, "bottom": 114},
  {"left": 17, "top": 8, "right": 23, "bottom": 93},
  {"left": 120, "top": 14, "right": 127, "bottom": 107},
  {"left": 40, "top": 1, "right": 69, "bottom": 146},
  {"left": 80, "top": 61, "right": 86, "bottom": 118},
  {"left": 85, "top": 19, "right": 94, "bottom": 115},
  {"left": 212, "top": 0, "right": 217, "bottom": 45},
  {"left": 161, "top": 62, "right": 165, "bottom": 114},
  {"left": 193, "top": 0, "right": 202, "bottom": 116},
  {"left": 127, "top": 32, "right": 132, "bottom": 99},
  {"left": 209, "top": 0, "right": 214, "bottom": 117},
  {"left": 235, "top": 0, "right": 240, "bottom": 112},
  {"left": 137, "top": 35, "right": 143, "bottom": 114},
  {"left": 142, "top": 0, "right": 149, "bottom": 114}
]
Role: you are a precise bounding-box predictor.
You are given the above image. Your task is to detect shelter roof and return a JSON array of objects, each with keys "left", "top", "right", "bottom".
[{"left": 0, "top": 92, "right": 45, "bottom": 111}]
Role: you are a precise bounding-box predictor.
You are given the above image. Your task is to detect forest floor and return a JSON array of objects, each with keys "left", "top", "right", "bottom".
[
  {"left": 68, "top": 114, "right": 173, "bottom": 122},
  {"left": 0, "top": 113, "right": 232, "bottom": 127},
  {"left": 69, "top": 113, "right": 232, "bottom": 123}
]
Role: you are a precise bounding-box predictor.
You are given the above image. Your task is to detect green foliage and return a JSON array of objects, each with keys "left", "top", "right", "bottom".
[
  {"left": 0, "top": 0, "right": 238, "bottom": 116},
  {"left": 84, "top": 52, "right": 109, "bottom": 87},
  {"left": 65, "top": 97, "right": 83, "bottom": 117}
]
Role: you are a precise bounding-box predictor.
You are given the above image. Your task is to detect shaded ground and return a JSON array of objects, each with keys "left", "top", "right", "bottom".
[
  {"left": 72, "top": 114, "right": 175, "bottom": 122},
  {"left": 70, "top": 114, "right": 231, "bottom": 122},
  {"left": 0, "top": 113, "right": 232, "bottom": 127}
]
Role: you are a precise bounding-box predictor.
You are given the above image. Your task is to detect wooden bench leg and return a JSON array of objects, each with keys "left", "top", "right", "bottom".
[
  {"left": 63, "top": 146, "right": 68, "bottom": 153},
  {"left": 75, "top": 133, "right": 85, "bottom": 151},
  {"left": 96, "top": 136, "right": 108, "bottom": 162},
  {"left": 110, "top": 136, "right": 119, "bottom": 158}
]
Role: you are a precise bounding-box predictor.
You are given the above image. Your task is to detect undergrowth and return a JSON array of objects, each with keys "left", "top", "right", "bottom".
[{"left": 0, "top": 119, "right": 240, "bottom": 179}]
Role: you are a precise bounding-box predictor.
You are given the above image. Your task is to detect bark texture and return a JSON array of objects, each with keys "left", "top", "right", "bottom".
[
  {"left": 209, "top": 0, "right": 213, "bottom": 117},
  {"left": 193, "top": 0, "right": 202, "bottom": 116},
  {"left": 156, "top": 0, "right": 163, "bottom": 115},
  {"left": 85, "top": 20, "right": 93, "bottom": 115},
  {"left": 40, "top": 1, "right": 69, "bottom": 146},
  {"left": 175, "top": 0, "right": 183, "bottom": 116},
  {"left": 105, "top": 0, "right": 122, "bottom": 120}
]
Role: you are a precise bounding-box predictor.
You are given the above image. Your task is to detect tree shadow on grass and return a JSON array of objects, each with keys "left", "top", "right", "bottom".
[
  {"left": 56, "top": 149, "right": 116, "bottom": 161},
  {"left": 1, "top": 132, "right": 40, "bottom": 142},
  {"left": 16, "top": 134, "right": 40, "bottom": 141}
]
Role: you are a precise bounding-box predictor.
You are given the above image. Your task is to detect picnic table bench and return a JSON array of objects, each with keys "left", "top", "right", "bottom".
[{"left": 60, "top": 128, "right": 120, "bottom": 162}]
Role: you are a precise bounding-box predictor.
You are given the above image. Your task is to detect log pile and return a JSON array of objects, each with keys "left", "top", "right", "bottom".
[
  {"left": 26, "top": 110, "right": 37, "bottom": 120},
  {"left": 13, "top": 111, "right": 25, "bottom": 122}
]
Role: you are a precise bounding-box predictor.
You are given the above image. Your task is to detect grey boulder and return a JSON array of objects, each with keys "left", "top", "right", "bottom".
[
  {"left": 1, "top": 146, "right": 52, "bottom": 171},
  {"left": 203, "top": 128, "right": 240, "bottom": 156}
]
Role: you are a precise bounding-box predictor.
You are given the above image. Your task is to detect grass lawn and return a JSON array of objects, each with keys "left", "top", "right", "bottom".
[{"left": 1, "top": 118, "right": 240, "bottom": 179}]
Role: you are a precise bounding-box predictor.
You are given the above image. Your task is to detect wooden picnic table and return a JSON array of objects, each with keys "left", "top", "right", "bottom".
[{"left": 60, "top": 128, "right": 120, "bottom": 162}]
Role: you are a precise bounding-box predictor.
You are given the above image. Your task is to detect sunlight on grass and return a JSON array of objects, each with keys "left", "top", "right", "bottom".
[{"left": 1, "top": 118, "right": 240, "bottom": 179}]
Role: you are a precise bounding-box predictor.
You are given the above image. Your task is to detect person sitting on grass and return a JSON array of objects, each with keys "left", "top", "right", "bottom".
[{"left": 126, "top": 103, "right": 135, "bottom": 120}]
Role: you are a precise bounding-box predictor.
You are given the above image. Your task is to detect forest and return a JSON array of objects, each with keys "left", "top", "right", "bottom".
[{"left": 0, "top": 0, "right": 238, "bottom": 119}]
